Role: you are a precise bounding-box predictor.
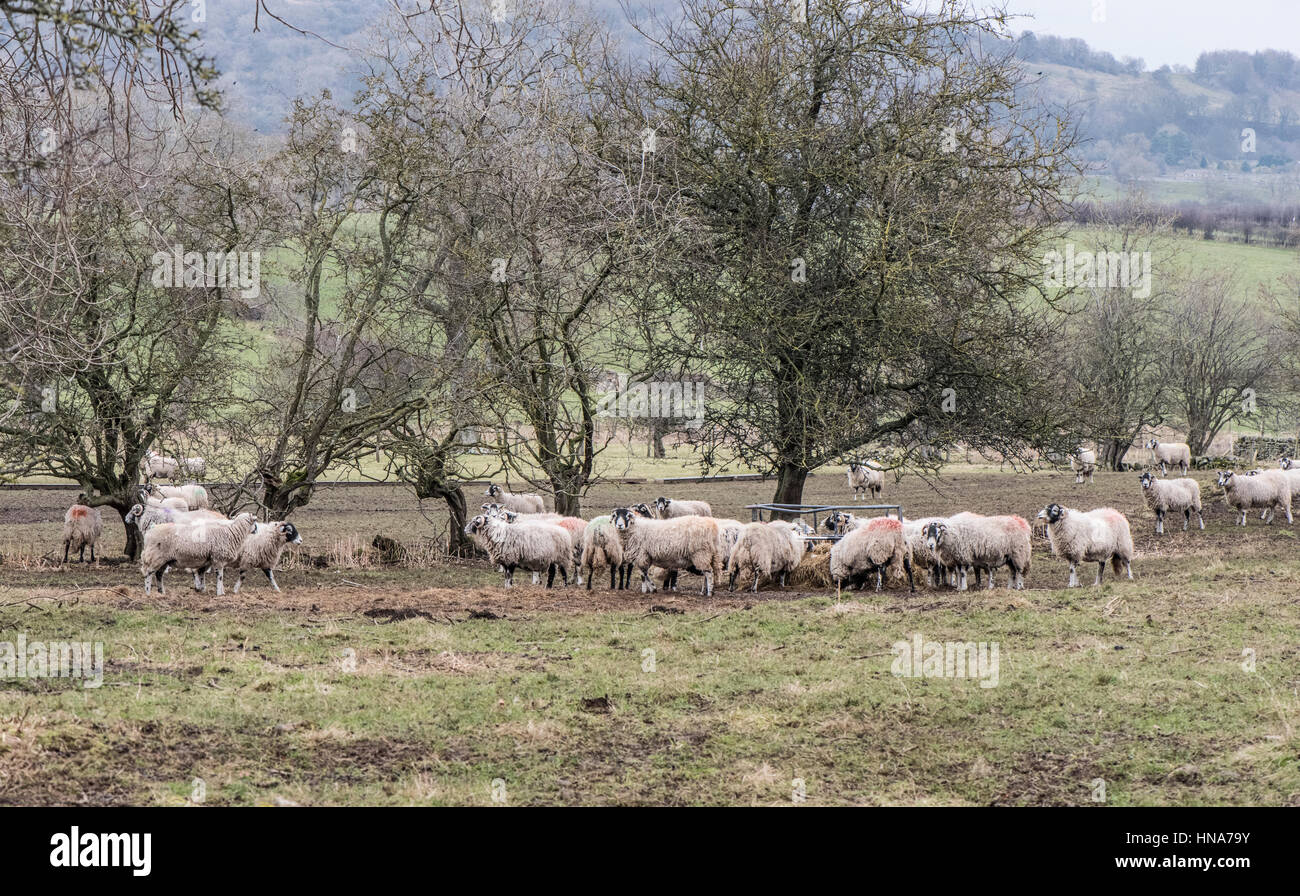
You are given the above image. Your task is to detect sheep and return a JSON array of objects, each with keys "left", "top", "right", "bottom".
[
  {"left": 829, "top": 516, "right": 914, "bottom": 593},
  {"left": 231, "top": 521, "right": 301, "bottom": 593},
  {"left": 580, "top": 515, "right": 629, "bottom": 590},
  {"left": 725, "top": 520, "right": 808, "bottom": 592},
  {"left": 1216, "top": 469, "right": 1293, "bottom": 526},
  {"left": 124, "top": 501, "right": 224, "bottom": 533},
  {"left": 901, "top": 516, "right": 948, "bottom": 587},
  {"left": 1139, "top": 472, "right": 1203, "bottom": 534},
  {"left": 177, "top": 455, "right": 206, "bottom": 478},
  {"left": 1070, "top": 448, "right": 1096, "bottom": 484},
  {"left": 61, "top": 495, "right": 103, "bottom": 563},
  {"left": 141, "top": 512, "right": 257, "bottom": 596},
  {"left": 652, "top": 496, "right": 713, "bottom": 518},
  {"left": 1035, "top": 503, "right": 1133, "bottom": 588},
  {"left": 464, "top": 513, "right": 571, "bottom": 587},
  {"left": 846, "top": 462, "right": 884, "bottom": 501},
  {"left": 610, "top": 508, "right": 723, "bottom": 596},
  {"left": 661, "top": 516, "right": 744, "bottom": 593},
  {"left": 922, "top": 513, "right": 1032, "bottom": 591},
  {"left": 482, "top": 483, "right": 546, "bottom": 515},
  {"left": 488, "top": 507, "right": 586, "bottom": 584},
  {"left": 143, "top": 481, "right": 209, "bottom": 510},
  {"left": 1146, "top": 439, "right": 1190, "bottom": 477},
  {"left": 141, "top": 449, "right": 179, "bottom": 481}
]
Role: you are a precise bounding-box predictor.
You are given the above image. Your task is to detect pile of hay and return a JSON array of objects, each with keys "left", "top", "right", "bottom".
[{"left": 788, "top": 542, "right": 834, "bottom": 590}]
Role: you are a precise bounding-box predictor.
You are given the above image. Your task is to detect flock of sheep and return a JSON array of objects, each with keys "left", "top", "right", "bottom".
[
  {"left": 51, "top": 439, "right": 1300, "bottom": 598},
  {"left": 58, "top": 450, "right": 301, "bottom": 596}
]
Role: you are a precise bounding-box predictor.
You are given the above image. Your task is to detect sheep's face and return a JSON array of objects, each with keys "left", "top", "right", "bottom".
[
  {"left": 611, "top": 507, "right": 638, "bottom": 531},
  {"left": 923, "top": 522, "right": 946, "bottom": 551},
  {"left": 653, "top": 497, "right": 670, "bottom": 514},
  {"left": 501, "top": 510, "right": 520, "bottom": 523},
  {"left": 821, "top": 515, "right": 838, "bottom": 533},
  {"left": 1281, "top": 457, "right": 1293, "bottom": 470},
  {"left": 482, "top": 503, "right": 506, "bottom": 518},
  {"left": 281, "top": 522, "right": 302, "bottom": 545},
  {"left": 1216, "top": 471, "right": 1234, "bottom": 487},
  {"left": 632, "top": 502, "right": 653, "bottom": 518},
  {"left": 464, "top": 515, "right": 486, "bottom": 536},
  {"left": 124, "top": 504, "right": 144, "bottom": 525},
  {"left": 1037, "top": 504, "right": 1065, "bottom": 524},
  {"left": 848, "top": 462, "right": 859, "bottom": 473},
  {"left": 1139, "top": 472, "right": 1155, "bottom": 490},
  {"left": 1146, "top": 439, "right": 1158, "bottom": 450},
  {"left": 485, "top": 484, "right": 502, "bottom": 499}
]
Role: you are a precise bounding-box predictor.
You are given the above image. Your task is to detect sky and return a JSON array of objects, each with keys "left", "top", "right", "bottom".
[{"left": 1004, "top": 0, "right": 1300, "bottom": 69}]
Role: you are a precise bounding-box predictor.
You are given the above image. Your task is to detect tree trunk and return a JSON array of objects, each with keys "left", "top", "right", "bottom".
[
  {"left": 417, "top": 479, "right": 474, "bottom": 556},
  {"left": 1100, "top": 438, "right": 1130, "bottom": 471},
  {"left": 553, "top": 486, "right": 580, "bottom": 518},
  {"left": 771, "top": 462, "right": 809, "bottom": 520}
]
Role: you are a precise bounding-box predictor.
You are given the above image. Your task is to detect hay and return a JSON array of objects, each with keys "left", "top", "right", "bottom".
[{"left": 788, "top": 542, "right": 834, "bottom": 589}]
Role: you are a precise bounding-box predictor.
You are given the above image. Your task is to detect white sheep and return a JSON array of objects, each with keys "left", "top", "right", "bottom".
[
  {"left": 610, "top": 507, "right": 723, "bottom": 596},
  {"left": 1146, "top": 439, "right": 1190, "bottom": 477},
  {"left": 1273, "top": 457, "right": 1300, "bottom": 508},
  {"left": 652, "top": 496, "right": 713, "bottom": 518},
  {"left": 829, "top": 516, "right": 914, "bottom": 593},
  {"left": 1139, "top": 471, "right": 1202, "bottom": 534},
  {"left": 846, "top": 462, "right": 884, "bottom": 500},
  {"left": 1216, "top": 469, "right": 1293, "bottom": 526},
  {"left": 491, "top": 507, "right": 586, "bottom": 584},
  {"left": 901, "top": 516, "right": 948, "bottom": 587},
  {"left": 922, "top": 513, "right": 1032, "bottom": 591},
  {"left": 464, "top": 513, "right": 571, "bottom": 587},
  {"left": 483, "top": 483, "right": 546, "bottom": 514},
  {"left": 141, "top": 449, "right": 179, "bottom": 481},
  {"left": 231, "top": 521, "right": 301, "bottom": 593},
  {"left": 580, "top": 514, "right": 627, "bottom": 590},
  {"left": 1070, "top": 448, "right": 1096, "bottom": 484},
  {"left": 725, "top": 520, "right": 807, "bottom": 592},
  {"left": 141, "top": 512, "right": 257, "bottom": 596},
  {"left": 143, "top": 481, "right": 209, "bottom": 510},
  {"left": 62, "top": 496, "right": 103, "bottom": 564},
  {"left": 1036, "top": 503, "right": 1133, "bottom": 588}
]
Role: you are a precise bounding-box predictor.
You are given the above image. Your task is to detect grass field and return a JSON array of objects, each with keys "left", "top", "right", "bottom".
[{"left": 1, "top": 466, "right": 1297, "bottom": 806}]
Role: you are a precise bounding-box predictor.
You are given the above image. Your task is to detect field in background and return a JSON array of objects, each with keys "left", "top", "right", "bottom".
[{"left": 1, "top": 468, "right": 1298, "bottom": 805}]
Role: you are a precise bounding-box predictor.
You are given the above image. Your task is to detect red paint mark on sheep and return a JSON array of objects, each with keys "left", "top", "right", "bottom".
[
  {"left": 69, "top": 507, "right": 90, "bottom": 518},
  {"left": 865, "top": 517, "right": 902, "bottom": 532}
]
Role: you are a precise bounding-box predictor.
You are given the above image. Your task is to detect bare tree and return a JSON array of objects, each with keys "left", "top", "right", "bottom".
[
  {"left": 620, "top": 0, "right": 1083, "bottom": 506},
  {"left": 1168, "top": 270, "right": 1278, "bottom": 455}
]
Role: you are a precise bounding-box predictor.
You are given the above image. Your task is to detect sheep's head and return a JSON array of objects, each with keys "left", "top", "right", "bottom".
[
  {"left": 124, "top": 504, "right": 144, "bottom": 525},
  {"left": 1139, "top": 471, "right": 1155, "bottom": 490},
  {"left": 501, "top": 510, "right": 520, "bottom": 523},
  {"left": 482, "top": 503, "right": 506, "bottom": 518},
  {"left": 848, "top": 462, "right": 859, "bottom": 473},
  {"left": 280, "top": 522, "right": 302, "bottom": 545},
  {"left": 1216, "top": 470, "right": 1234, "bottom": 487},
  {"left": 1037, "top": 504, "right": 1065, "bottom": 524},
  {"left": 1281, "top": 457, "right": 1294, "bottom": 470},
  {"left": 631, "top": 502, "right": 653, "bottom": 518},
  {"left": 611, "top": 507, "right": 639, "bottom": 531},
  {"left": 484, "top": 484, "right": 502, "bottom": 499},
  {"left": 1146, "top": 439, "right": 1158, "bottom": 450},
  {"left": 653, "top": 496, "right": 670, "bottom": 514},
  {"left": 923, "top": 521, "right": 946, "bottom": 551},
  {"left": 464, "top": 515, "right": 487, "bottom": 536}
]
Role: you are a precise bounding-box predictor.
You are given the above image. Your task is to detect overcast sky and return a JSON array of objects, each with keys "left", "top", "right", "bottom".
[{"left": 1005, "top": 0, "right": 1300, "bottom": 69}]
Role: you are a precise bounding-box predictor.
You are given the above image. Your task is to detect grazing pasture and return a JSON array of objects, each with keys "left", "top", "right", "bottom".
[{"left": 0, "top": 467, "right": 1297, "bottom": 805}]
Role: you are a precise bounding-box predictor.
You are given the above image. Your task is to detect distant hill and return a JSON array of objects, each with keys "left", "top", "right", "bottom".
[{"left": 194, "top": 5, "right": 1300, "bottom": 205}]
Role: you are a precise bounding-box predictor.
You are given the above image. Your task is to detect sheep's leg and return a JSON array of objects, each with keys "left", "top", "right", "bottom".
[
  {"left": 560, "top": 564, "right": 569, "bottom": 586},
  {"left": 215, "top": 568, "right": 225, "bottom": 597},
  {"left": 63, "top": 543, "right": 70, "bottom": 564},
  {"left": 194, "top": 565, "right": 209, "bottom": 592},
  {"left": 1155, "top": 509, "right": 1164, "bottom": 534},
  {"left": 640, "top": 569, "right": 654, "bottom": 593},
  {"left": 1182, "top": 508, "right": 1190, "bottom": 531},
  {"left": 546, "top": 564, "right": 556, "bottom": 588},
  {"left": 728, "top": 568, "right": 738, "bottom": 592},
  {"left": 1095, "top": 561, "right": 1105, "bottom": 586},
  {"left": 1068, "top": 564, "right": 1078, "bottom": 588},
  {"left": 504, "top": 564, "right": 515, "bottom": 588},
  {"left": 703, "top": 569, "right": 714, "bottom": 597},
  {"left": 750, "top": 567, "right": 760, "bottom": 593},
  {"left": 875, "top": 566, "right": 883, "bottom": 592},
  {"left": 1125, "top": 560, "right": 1133, "bottom": 580},
  {"left": 265, "top": 569, "right": 279, "bottom": 592},
  {"left": 89, "top": 544, "right": 96, "bottom": 563},
  {"left": 903, "top": 557, "right": 914, "bottom": 593},
  {"left": 531, "top": 572, "right": 540, "bottom": 585},
  {"left": 1197, "top": 510, "right": 1204, "bottom": 530},
  {"left": 985, "top": 568, "right": 995, "bottom": 590}
]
